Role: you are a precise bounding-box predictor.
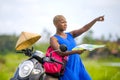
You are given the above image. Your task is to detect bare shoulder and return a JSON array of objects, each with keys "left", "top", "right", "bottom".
[
  {"left": 50, "top": 36, "right": 58, "bottom": 43},
  {"left": 50, "top": 36, "right": 59, "bottom": 50},
  {"left": 70, "top": 30, "right": 79, "bottom": 38},
  {"left": 50, "top": 36, "right": 57, "bottom": 41},
  {"left": 69, "top": 31, "right": 74, "bottom": 36},
  {"left": 70, "top": 28, "right": 84, "bottom": 38}
]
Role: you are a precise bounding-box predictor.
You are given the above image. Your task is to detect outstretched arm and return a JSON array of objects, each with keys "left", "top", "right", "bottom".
[{"left": 70, "top": 16, "right": 104, "bottom": 38}]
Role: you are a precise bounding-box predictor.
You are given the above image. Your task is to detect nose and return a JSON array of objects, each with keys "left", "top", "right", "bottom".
[{"left": 64, "top": 23, "right": 67, "bottom": 26}]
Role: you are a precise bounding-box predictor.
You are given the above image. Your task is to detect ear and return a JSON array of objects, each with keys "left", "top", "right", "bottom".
[{"left": 54, "top": 22, "right": 59, "bottom": 27}]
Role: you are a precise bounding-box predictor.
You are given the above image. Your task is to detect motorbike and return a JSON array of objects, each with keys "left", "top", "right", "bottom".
[
  {"left": 10, "top": 45, "right": 67, "bottom": 80},
  {"left": 10, "top": 47, "right": 45, "bottom": 80},
  {"left": 10, "top": 32, "right": 67, "bottom": 80}
]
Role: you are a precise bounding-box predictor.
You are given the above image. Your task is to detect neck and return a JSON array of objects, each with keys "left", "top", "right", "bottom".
[
  {"left": 56, "top": 30, "right": 66, "bottom": 38},
  {"left": 56, "top": 30, "right": 64, "bottom": 35}
]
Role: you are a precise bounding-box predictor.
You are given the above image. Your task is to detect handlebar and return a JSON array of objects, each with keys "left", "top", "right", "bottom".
[
  {"left": 15, "top": 44, "right": 67, "bottom": 64},
  {"left": 51, "top": 58, "right": 64, "bottom": 65},
  {"left": 16, "top": 47, "right": 34, "bottom": 57},
  {"left": 42, "top": 57, "right": 64, "bottom": 65},
  {"left": 50, "top": 44, "right": 67, "bottom": 57},
  {"left": 43, "top": 44, "right": 67, "bottom": 65}
]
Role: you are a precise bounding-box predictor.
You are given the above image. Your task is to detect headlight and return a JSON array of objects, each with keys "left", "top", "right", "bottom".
[{"left": 19, "top": 60, "right": 34, "bottom": 78}]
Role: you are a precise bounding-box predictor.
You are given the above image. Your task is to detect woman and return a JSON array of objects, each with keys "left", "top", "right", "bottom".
[{"left": 46, "top": 15, "right": 104, "bottom": 80}]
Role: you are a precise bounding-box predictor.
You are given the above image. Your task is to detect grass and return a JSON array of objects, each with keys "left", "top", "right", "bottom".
[
  {"left": 0, "top": 52, "right": 120, "bottom": 80},
  {"left": 0, "top": 53, "right": 28, "bottom": 80},
  {"left": 83, "top": 59, "right": 120, "bottom": 80}
]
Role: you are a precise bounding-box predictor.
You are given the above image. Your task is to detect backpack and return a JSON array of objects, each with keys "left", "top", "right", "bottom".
[{"left": 43, "top": 46, "right": 67, "bottom": 77}]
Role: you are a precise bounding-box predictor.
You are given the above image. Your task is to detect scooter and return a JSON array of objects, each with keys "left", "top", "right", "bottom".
[
  {"left": 10, "top": 47, "right": 45, "bottom": 80},
  {"left": 10, "top": 32, "right": 67, "bottom": 80},
  {"left": 10, "top": 45, "right": 67, "bottom": 80}
]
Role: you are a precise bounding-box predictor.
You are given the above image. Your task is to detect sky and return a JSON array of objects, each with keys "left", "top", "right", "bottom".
[{"left": 0, "top": 0, "right": 120, "bottom": 41}]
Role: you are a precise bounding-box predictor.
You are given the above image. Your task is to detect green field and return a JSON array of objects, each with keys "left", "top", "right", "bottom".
[
  {"left": 0, "top": 53, "right": 120, "bottom": 80},
  {"left": 84, "top": 60, "right": 120, "bottom": 80}
]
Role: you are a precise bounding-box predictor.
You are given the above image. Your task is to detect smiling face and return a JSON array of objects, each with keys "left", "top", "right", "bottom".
[{"left": 53, "top": 15, "right": 67, "bottom": 31}]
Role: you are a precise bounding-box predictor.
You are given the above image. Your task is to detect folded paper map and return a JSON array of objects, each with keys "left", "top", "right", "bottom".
[{"left": 72, "top": 44, "right": 105, "bottom": 51}]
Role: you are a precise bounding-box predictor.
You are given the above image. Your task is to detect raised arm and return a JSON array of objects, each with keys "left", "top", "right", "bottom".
[{"left": 70, "top": 16, "right": 104, "bottom": 38}]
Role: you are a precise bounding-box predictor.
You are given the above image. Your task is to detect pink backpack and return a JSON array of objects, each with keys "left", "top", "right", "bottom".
[{"left": 43, "top": 46, "right": 67, "bottom": 77}]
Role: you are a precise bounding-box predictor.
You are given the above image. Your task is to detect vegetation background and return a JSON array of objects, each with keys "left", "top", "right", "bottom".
[{"left": 0, "top": 30, "right": 120, "bottom": 80}]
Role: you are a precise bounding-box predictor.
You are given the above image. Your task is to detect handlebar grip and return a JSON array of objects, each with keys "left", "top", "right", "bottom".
[{"left": 16, "top": 51, "right": 24, "bottom": 53}]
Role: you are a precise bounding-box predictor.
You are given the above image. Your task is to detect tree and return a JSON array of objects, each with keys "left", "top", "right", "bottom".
[
  {"left": 0, "top": 34, "right": 18, "bottom": 54},
  {"left": 40, "top": 28, "right": 51, "bottom": 43},
  {"left": 82, "top": 30, "right": 95, "bottom": 44}
]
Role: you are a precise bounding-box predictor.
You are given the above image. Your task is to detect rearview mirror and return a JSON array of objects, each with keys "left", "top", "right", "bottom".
[{"left": 59, "top": 44, "right": 67, "bottom": 52}]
